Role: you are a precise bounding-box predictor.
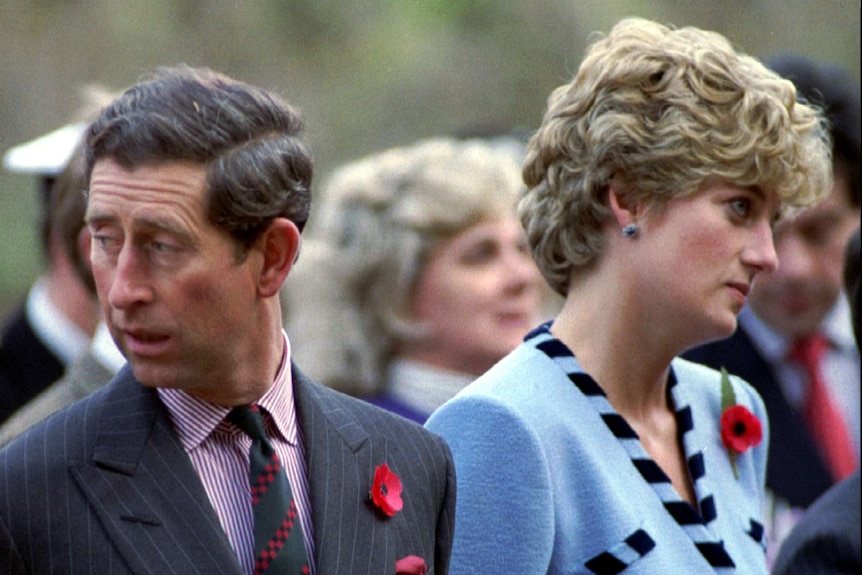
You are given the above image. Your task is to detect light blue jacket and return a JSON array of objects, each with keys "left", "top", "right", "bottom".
[{"left": 426, "top": 327, "right": 769, "bottom": 574}]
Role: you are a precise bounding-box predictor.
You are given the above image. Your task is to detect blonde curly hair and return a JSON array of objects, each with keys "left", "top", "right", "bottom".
[
  {"left": 285, "top": 137, "right": 527, "bottom": 396},
  {"left": 521, "top": 18, "right": 833, "bottom": 295}
]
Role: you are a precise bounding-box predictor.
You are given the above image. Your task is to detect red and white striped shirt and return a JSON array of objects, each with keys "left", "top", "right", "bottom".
[{"left": 158, "top": 332, "right": 315, "bottom": 575}]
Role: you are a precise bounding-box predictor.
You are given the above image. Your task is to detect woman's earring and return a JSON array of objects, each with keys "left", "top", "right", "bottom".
[{"left": 622, "top": 223, "right": 638, "bottom": 238}]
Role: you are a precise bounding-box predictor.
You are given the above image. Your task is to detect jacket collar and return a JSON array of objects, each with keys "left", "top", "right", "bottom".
[{"left": 77, "top": 366, "right": 242, "bottom": 574}]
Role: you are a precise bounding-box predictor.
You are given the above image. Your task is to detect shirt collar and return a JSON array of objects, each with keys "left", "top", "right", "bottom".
[
  {"left": 90, "top": 321, "right": 126, "bottom": 375},
  {"left": 26, "top": 276, "right": 90, "bottom": 365},
  {"left": 738, "top": 295, "right": 857, "bottom": 361},
  {"left": 821, "top": 294, "right": 857, "bottom": 353},
  {"left": 158, "top": 330, "right": 297, "bottom": 451},
  {"left": 385, "top": 358, "right": 475, "bottom": 416}
]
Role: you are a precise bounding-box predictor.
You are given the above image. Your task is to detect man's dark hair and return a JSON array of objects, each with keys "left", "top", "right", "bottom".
[
  {"left": 767, "top": 53, "right": 861, "bottom": 207},
  {"left": 50, "top": 143, "right": 94, "bottom": 294},
  {"left": 85, "top": 65, "right": 313, "bottom": 253}
]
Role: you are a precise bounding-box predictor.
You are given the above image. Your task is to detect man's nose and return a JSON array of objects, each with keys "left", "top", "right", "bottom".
[{"left": 107, "top": 246, "right": 153, "bottom": 309}]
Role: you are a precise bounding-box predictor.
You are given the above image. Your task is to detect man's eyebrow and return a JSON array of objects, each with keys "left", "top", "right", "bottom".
[
  {"left": 84, "top": 210, "right": 115, "bottom": 227},
  {"left": 137, "top": 216, "right": 200, "bottom": 250},
  {"left": 85, "top": 211, "right": 193, "bottom": 241},
  {"left": 135, "top": 216, "right": 189, "bottom": 237}
]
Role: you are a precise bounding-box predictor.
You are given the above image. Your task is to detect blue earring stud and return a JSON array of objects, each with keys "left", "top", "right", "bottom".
[{"left": 622, "top": 223, "right": 638, "bottom": 238}]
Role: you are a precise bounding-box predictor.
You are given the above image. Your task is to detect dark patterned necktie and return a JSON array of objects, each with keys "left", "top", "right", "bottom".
[{"left": 228, "top": 404, "right": 310, "bottom": 575}]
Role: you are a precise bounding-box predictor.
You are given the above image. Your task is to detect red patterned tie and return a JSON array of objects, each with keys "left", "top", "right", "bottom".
[
  {"left": 788, "top": 335, "right": 858, "bottom": 481},
  {"left": 229, "top": 404, "right": 310, "bottom": 575}
]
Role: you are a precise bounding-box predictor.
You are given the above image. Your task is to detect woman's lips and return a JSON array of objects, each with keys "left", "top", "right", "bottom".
[
  {"left": 727, "top": 282, "right": 750, "bottom": 298},
  {"left": 496, "top": 311, "right": 532, "bottom": 329},
  {"left": 726, "top": 282, "right": 751, "bottom": 310}
]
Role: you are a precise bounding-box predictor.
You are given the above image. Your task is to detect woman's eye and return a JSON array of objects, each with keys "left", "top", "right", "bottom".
[
  {"left": 459, "top": 242, "right": 497, "bottom": 265},
  {"left": 730, "top": 198, "right": 751, "bottom": 218}
]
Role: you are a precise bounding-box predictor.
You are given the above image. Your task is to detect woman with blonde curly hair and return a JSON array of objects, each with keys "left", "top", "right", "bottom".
[
  {"left": 427, "top": 18, "right": 832, "bottom": 574},
  {"left": 284, "top": 136, "right": 547, "bottom": 423}
]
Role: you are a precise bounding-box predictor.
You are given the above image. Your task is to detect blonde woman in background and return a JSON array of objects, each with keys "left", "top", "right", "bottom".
[{"left": 284, "top": 136, "right": 549, "bottom": 423}]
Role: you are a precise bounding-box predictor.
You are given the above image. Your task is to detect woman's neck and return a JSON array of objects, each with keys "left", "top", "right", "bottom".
[{"left": 550, "top": 272, "right": 676, "bottom": 423}]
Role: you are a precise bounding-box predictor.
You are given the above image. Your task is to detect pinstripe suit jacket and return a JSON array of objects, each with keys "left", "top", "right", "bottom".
[{"left": 0, "top": 363, "right": 456, "bottom": 575}]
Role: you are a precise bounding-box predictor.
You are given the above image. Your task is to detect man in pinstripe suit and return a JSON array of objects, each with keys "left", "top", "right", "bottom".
[{"left": 0, "top": 65, "right": 454, "bottom": 575}]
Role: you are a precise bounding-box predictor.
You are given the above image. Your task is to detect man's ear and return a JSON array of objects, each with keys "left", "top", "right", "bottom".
[{"left": 255, "top": 218, "right": 301, "bottom": 298}]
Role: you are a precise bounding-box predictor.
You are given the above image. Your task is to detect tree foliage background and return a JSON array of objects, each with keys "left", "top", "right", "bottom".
[{"left": 1, "top": 0, "right": 859, "bottom": 314}]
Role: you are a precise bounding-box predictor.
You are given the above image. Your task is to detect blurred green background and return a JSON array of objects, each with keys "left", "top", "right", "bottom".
[{"left": 1, "top": 0, "right": 859, "bottom": 316}]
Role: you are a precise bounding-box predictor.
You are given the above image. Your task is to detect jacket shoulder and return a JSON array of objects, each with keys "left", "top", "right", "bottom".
[
  {"left": 293, "top": 364, "right": 451, "bottom": 451},
  {"left": 0, "top": 368, "right": 133, "bottom": 473}
]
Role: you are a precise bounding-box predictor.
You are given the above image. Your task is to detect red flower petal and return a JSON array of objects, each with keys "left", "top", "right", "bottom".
[
  {"left": 370, "top": 463, "right": 403, "bottom": 517},
  {"left": 395, "top": 555, "right": 427, "bottom": 575},
  {"left": 720, "top": 405, "right": 763, "bottom": 454}
]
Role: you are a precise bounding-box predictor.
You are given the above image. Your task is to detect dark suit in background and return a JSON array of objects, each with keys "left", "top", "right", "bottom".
[
  {"left": 0, "top": 306, "right": 65, "bottom": 423},
  {"left": 771, "top": 471, "right": 861, "bottom": 575},
  {"left": 771, "top": 222, "right": 862, "bottom": 575},
  {"left": 1, "top": 115, "right": 106, "bottom": 425},
  {"left": 0, "top": 342, "right": 116, "bottom": 446}
]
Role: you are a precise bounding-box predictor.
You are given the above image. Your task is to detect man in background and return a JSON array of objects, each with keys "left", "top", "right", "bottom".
[
  {"left": 684, "top": 54, "right": 861, "bottom": 562},
  {"left": 0, "top": 140, "right": 125, "bottom": 446},
  {"left": 772, "top": 227, "right": 861, "bottom": 575},
  {"left": 0, "top": 98, "right": 103, "bottom": 423}
]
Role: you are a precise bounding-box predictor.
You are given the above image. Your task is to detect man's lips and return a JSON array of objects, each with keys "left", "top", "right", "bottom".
[{"left": 121, "top": 329, "right": 171, "bottom": 356}]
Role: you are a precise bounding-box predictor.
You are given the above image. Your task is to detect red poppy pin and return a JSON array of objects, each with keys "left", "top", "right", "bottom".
[
  {"left": 719, "top": 367, "right": 763, "bottom": 479},
  {"left": 370, "top": 463, "right": 403, "bottom": 517},
  {"left": 395, "top": 555, "right": 427, "bottom": 575}
]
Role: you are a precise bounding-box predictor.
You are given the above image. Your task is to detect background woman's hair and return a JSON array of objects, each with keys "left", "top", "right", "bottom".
[{"left": 285, "top": 136, "right": 526, "bottom": 396}]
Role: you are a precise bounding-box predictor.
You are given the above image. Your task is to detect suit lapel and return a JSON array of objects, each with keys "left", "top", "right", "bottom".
[
  {"left": 70, "top": 368, "right": 242, "bottom": 574},
  {"left": 293, "top": 364, "right": 398, "bottom": 574}
]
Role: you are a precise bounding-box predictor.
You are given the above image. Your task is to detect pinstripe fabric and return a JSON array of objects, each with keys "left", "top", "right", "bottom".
[
  {"left": 296, "top": 366, "right": 456, "bottom": 575},
  {"left": 0, "top": 366, "right": 239, "bottom": 575},
  {"left": 0, "top": 363, "right": 456, "bottom": 575}
]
